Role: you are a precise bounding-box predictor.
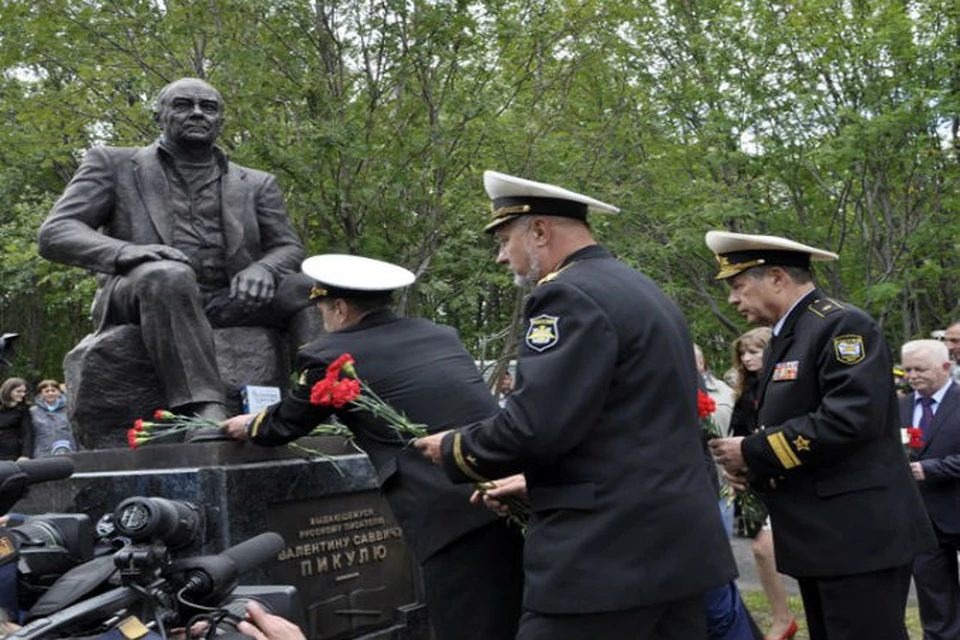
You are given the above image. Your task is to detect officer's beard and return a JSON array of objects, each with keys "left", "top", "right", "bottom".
[{"left": 513, "top": 239, "right": 542, "bottom": 288}]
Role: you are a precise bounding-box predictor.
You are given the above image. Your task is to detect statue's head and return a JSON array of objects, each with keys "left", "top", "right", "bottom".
[{"left": 153, "top": 78, "right": 224, "bottom": 149}]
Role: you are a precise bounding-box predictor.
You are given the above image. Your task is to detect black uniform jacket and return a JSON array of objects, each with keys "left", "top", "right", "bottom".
[
  {"left": 742, "top": 289, "right": 935, "bottom": 577},
  {"left": 248, "top": 309, "right": 499, "bottom": 563},
  {"left": 440, "top": 245, "right": 737, "bottom": 614},
  {"left": 900, "top": 383, "right": 960, "bottom": 535}
]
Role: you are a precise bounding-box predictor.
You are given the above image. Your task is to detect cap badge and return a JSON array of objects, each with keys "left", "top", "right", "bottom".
[
  {"left": 309, "top": 285, "right": 328, "bottom": 300},
  {"left": 525, "top": 314, "right": 560, "bottom": 352},
  {"left": 490, "top": 203, "right": 531, "bottom": 219},
  {"left": 833, "top": 335, "right": 865, "bottom": 364}
]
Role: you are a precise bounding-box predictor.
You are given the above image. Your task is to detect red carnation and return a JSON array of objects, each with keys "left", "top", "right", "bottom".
[
  {"left": 154, "top": 409, "right": 174, "bottom": 420},
  {"left": 126, "top": 428, "right": 139, "bottom": 449},
  {"left": 331, "top": 379, "right": 361, "bottom": 408},
  {"left": 326, "top": 354, "right": 356, "bottom": 380},
  {"left": 906, "top": 427, "right": 924, "bottom": 450},
  {"left": 310, "top": 378, "right": 337, "bottom": 406},
  {"left": 133, "top": 418, "right": 145, "bottom": 431},
  {"left": 697, "top": 390, "right": 717, "bottom": 419}
]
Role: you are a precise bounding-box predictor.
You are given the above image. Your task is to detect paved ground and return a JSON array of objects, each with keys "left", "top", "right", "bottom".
[
  {"left": 730, "top": 535, "right": 917, "bottom": 603},
  {"left": 730, "top": 535, "right": 799, "bottom": 595}
]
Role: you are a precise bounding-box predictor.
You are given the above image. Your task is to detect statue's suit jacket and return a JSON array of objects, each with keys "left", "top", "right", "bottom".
[
  {"left": 38, "top": 142, "right": 304, "bottom": 324},
  {"left": 900, "top": 382, "right": 960, "bottom": 534}
]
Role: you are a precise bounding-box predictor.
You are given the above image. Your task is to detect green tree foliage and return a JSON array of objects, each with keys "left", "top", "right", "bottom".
[{"left": 0, "top": 0, "right": 956, "bottom": 380}]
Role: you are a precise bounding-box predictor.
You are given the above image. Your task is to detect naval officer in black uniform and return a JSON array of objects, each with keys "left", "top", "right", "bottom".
[
  {"left": 416, "top": 171, "right": 737, "bottom": 640},
  {"left": 706, "top": 231, "right": 936, "bottom": 640},
  {"left": 222, "top": 254, "right": 523, "bottom": 640}
]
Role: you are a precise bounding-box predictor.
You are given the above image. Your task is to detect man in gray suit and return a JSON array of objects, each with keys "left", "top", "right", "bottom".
[{"left": 39, "top": 78, "right": 315, "bottom": 422}]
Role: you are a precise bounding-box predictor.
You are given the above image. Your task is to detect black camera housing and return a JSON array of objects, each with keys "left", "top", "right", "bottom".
[{"left": 9, "top": 514, "right": 94, "bottom": 609}]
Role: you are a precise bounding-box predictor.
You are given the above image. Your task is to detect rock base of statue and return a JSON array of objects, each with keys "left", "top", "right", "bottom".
[{"left": 64, "top": 324, "right": 291, "bottom": 449}]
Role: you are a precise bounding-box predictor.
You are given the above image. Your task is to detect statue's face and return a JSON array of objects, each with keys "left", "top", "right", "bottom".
[{"left": 156, "top": 79, "right": 223, "bottom": 148}]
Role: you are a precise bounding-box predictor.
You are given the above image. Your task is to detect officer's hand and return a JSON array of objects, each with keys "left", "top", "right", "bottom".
[
  {"left": 414, "top": 431, "right": 450, "bottom": 466},
  {"left": 116, "top": 244, "right": 190, "bottom": 272},
  {"left": 230, "top": 263, "right": 275, "bottom": 307},
  {"left": 709, "top": 436, "right": 746, "bottom": 474},
  {"left": 222, "top": 414, "right": 253, "bottom": 441},
  {"left": 471, "top": 474, "right": 527, "bottom": 517},
  {"left": 910, "top": 461, "right": 925, "bottom": 481},
  {"left": 721, "top": 468, "right": 749, "bottom": 492},
  {"left": 236, "top": 601, "right": 306, "bottom": 640}
]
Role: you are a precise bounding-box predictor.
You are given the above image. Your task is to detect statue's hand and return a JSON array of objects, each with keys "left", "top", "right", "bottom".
[
  {"left": 230, "top": 263, "right": 275, "bottom": 307},
  {"left": 116, "top": 244, "right": 190, "bottom": 272}
]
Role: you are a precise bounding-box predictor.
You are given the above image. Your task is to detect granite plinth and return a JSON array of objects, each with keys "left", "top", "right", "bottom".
[
  {"left": 64, "top": 325, "right": 291, "bottom": 450},
  {"left": 15, "top": 440, "right": 429, "bottom": 640}
]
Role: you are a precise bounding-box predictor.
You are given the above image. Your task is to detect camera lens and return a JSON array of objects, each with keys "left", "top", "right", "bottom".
[
  {"left": 113, "top": 497, "right": 201, "bottom": 549},
  {"left": 8, "top": 519, "right": 64, "bottom": 548}
]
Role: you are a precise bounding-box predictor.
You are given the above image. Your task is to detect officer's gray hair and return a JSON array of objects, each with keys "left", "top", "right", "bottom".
[
  {"left": 902, "top": 339, "right": 949, "bottom": 364},
  {"left": 746, "top": 264, "right": 813, "bottom": 285}
]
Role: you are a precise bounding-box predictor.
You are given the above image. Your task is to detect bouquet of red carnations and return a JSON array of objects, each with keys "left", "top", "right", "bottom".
[{"left": 313, "top": 353, "right": 528, "bottom": 533}]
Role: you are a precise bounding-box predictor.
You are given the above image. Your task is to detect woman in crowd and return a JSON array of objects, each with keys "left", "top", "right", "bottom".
[
  {"left": 0, "top": 377, "right": 32, "bottom": 461},
  {"left": 729, "top": 327, "right": 797, "bottom": 640},
  {"left": 29, "top": 379, "right": 76, "bottom": 458}
]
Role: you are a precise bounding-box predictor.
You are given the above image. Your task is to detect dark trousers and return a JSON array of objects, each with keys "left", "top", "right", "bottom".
[
  {"left": 913, "top": 525, "right": 960, "bottom": 640},
  {"left": 797, "top": 564, "right": 912, "bottom": 640},
  {"left": 516, "top": 593, "right": 706, "bottom": 640},
  {"left": 420, "top": 520, "right": 524, "bottom": 640},
  {"left": 704, "top": 582, "right": 762, "bottom": 640},
  {"left": 107, "top": 261, "right": 314, "bottom": 407}
]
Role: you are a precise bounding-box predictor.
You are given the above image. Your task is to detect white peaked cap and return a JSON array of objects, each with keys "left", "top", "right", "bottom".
[
  {"left": 302, "top": 254, "right": 416, "bottom": 298},
  {"left": 482, "top": 170, "right": 619, "bottom": 232},
  {"left": 705, "top": 231, "right": 838, "bottom": 280}
]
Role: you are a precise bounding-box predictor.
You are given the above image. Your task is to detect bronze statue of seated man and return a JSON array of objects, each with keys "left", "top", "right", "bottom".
[{"left": 39, "top": 78, "right": 317, "bottom": 431}]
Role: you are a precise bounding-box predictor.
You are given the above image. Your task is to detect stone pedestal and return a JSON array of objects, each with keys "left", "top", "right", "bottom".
[
  {"left": 64, "top": 325, "right": 291, "bottom": 450},
  {"left": 16, "top": 441, "right": 430, "bottom": 640}
]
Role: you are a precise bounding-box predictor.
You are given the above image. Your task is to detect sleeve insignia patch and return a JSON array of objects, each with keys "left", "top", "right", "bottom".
[
  {"left": 772, "top": 361, "right": 799, "bottom": 381},
  {"left": 525, "top": 314, "right": 560, "bottom": 352},
  {"left": 792, "top": 435, "right": 811, "bottom": 451},
  {"left": 833, "top": 335, "right": 865, "bottom": 364}
]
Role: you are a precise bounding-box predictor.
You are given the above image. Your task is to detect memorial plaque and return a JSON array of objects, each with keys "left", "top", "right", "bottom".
[{"left": 269, "top": 491, "right": 417, "bottom": 639}]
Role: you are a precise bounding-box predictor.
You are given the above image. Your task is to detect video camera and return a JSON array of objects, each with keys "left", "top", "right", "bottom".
[{"left": 7, "top": 495, "right": 301, "bottom": 639}]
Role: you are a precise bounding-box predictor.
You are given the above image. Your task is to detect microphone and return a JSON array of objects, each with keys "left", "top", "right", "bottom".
[
  {"left": 172, "top": 532, "right": 284, "bottom": 605},
  {"left": 15, "top": 458, "right": 75, "bottom": 483},
  {"left": 0, "top": 458, "right": 75, "bottom": 514}
]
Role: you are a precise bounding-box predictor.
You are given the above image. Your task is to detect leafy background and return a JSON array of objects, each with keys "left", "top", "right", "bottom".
[{"left": 1, "top": 0, "right": 957, "bottom": 381}]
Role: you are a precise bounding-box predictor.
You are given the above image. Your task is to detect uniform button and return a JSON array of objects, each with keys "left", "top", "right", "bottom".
[{"left": 769, "top": 478, "right": 777, "bottom": 489}]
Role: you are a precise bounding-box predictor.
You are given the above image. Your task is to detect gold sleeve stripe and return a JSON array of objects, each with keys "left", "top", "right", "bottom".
[
  {"left": 452, "top": 433, "right": 490, "bottom": 484},
  {"left": 768, "top": 431, "right": 801, "bottom": 469},
  {"left": 248, "top": 410, "right": 267, "bottom": 439}
]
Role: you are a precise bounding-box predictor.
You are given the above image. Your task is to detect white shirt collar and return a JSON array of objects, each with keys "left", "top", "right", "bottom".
[
  {"left": 772, "top": 294, "right": 809, "bottom": 337},
  {"left": 917, "top": 379, "right": 953, "bottom": 407}
]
